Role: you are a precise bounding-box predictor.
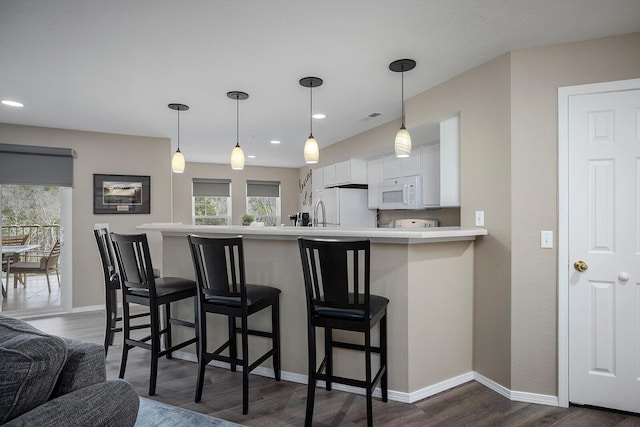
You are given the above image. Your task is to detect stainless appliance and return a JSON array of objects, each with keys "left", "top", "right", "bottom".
[
  {"left": 379, "top": 175, "right": 423, "bottom": 210},
  {"left": 395, "top": 218, "right": 438, "bottom": 228},
  {"left": 316, "top": 187, "right": 376, "bottom": 228}
]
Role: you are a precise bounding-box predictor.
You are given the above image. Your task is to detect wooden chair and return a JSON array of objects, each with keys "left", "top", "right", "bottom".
[
  {"left": 187, "top": 235, "right": 281, "bottom": 414},
  {"left": 110, "top": 232, "right": 198, "bottom": 396},
  {"left": 298, "top": 237, "right": 389, "bottom": 427},
  {"left": 10, "top": 240, "right": 60, "bottom": 292},
  {"left": 94, "top": 228, "right": 150, "bottom": 355},
  {"left": 2, "top": 234, "right": 29, "bottom": 284}
]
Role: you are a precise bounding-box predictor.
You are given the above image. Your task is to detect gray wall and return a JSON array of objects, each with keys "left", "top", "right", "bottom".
[
  {"left": 298, "top": 32, "right": 640, "bottom": 396},
  {"left": 171, "top": 161, "right": 300, "bottom": 226},
  {"left": 0, "top": 123, "right": 172, "bottom": 309}
]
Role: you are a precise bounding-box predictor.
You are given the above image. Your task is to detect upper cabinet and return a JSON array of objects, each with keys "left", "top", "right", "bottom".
[
  {"left": 421, "top": 142, "right": 440, "bottom": 206},
  {"left": 382, "top": 155, "right": 421, "bottom": 180},
  {"left": 322, "top": 159, "right": 367, "bottom": 187},
  {"left": 312, "top": 167, "right": 323, "bottom": 201},
  {"left": 437, "top": 116, "right": 460, "bottom": 207},
  {"left": 367, "top": 158, "right": 383, "bottom": 209}
]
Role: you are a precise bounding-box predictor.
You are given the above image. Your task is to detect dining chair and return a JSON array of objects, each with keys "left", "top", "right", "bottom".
[
  {"left": 93, "top": 228, "right": 150, "bottom": 355},
  {"left": 110, "top": 232, "right": 198, "bottom": 396},
  {"left": 298, "top": 237, "right": 389, "bottom": 427},
  {"left": 2, "top": 234, "right": 30, "bottom": 285},
  {"left": 9, "top": 240, "right": 61, "bottom": 292},
  {"left": 187, "top": 234, "right": 281, "bottom": 414}
]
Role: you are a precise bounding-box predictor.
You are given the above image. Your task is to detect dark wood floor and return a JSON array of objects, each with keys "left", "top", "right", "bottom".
[{"left": 24, "top": 311, "right": 640, "bottom": 426}]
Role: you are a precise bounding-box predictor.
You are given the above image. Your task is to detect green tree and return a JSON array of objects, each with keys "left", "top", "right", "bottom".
[{"left": 1, "top": 185, "right": 60, "bottom": 225}]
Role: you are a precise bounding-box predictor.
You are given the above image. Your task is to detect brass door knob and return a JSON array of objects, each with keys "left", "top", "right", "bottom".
[{"left": 574, "top": 260, "right": 588, "bottom": 272}]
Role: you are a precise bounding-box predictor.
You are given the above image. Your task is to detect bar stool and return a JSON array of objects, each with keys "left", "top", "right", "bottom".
[
  {"left": 93, "top": 228, "right": 150, "bottom": 355},
  {"left": 187, "top": 235, "right": 281, "bottom": 414},
  {"left": 298, "top": 237, "right": 388, "bottom": 427},
  {"left": 110, "top": 232, "right": 198, "bottom": 396}
]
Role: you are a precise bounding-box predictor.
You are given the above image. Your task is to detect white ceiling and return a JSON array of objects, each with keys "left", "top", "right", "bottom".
[{"left": 1, "top": 1, "right": 639, "bottom": 168}]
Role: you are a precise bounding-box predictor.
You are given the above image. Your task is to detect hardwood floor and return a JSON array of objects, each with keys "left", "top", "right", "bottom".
[{"left": 22, "top": 310, "right": 640, "bottom": 426}]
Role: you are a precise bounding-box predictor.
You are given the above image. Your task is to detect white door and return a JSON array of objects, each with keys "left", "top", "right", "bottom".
[{"left": 568, "top": 88, "right": 640, "bottom": 412}]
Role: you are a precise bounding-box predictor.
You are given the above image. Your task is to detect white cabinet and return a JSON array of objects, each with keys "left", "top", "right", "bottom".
[
  {"left": 421, "top": 143, "right": 440, "bottom": 206},
  {"left": 367, "top": 158, "right": 383, "bottom": 209},
  {"left": 382, "top": 154, "right": 421, "bottom": 180},
  {"left": 322, "top": 159, "right": 367, "bottom": 187},
  {"left": 322, "top": 164, "right": 335, "bottom": 188},
  {"left": 439, "top": 116, "right": 460, "bottom": 207},
  {"left": 312, "top": 168, "right": 323, "bottom": 203}
]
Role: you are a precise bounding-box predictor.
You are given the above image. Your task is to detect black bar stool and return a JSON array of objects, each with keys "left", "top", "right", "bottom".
[
  {"left": 110, "top": 232, "right": 197, "bottom": 396},
  {"left": 93, "top": 228, "right": 150, "bottom": 355},
  {"left": 188, "top": 234, "right": 281, "bottom": 414},
  {"left": 298, "top": 237, "right": 389, "bottom": 427}
]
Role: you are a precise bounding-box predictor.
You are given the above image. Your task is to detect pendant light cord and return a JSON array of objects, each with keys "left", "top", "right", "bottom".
[
  {"left": 236, "top": 96, "right": 240, "bottom": 146},
  {"left": 309, "top": 85, "right": 313, "bottom": 137},
  {"left": 177, "top": 109, "right": 181, "bottom": 150},
  {"left": 401, "top": 69, "right": 405, "bottom": 127}
]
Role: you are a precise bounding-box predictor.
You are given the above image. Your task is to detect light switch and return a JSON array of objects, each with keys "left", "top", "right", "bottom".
[
  {"left": 475, "top": 211, "right": 485, "bottom": 227},
  {"left": 540, "top": 230, "right": 553, "bottom": 249}
]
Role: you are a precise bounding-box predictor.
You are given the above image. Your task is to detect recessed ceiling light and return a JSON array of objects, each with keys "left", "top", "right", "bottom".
[
  {"left": 312, "top": 113, "right": 326, "bottom": 119},
  {"left": 1, "top": 100, "right": 24, "bottom": 107},
  {"left": 270, "top": 140, "right": 281, "bottom": 144},
  {"left": 247, "top": 155, "right": 256, "bottom": 159}
]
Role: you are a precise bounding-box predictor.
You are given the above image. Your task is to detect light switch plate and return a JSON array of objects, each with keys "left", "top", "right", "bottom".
[
  {"left": 540, "top": 230, "right": 553, "bottom": 248},
  {"left": 475, "top": 211, "right": 485, "bottom": 227}
]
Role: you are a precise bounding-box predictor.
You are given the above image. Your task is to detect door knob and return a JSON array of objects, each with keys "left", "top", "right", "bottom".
[
  {"left": 618, "top": 272, "right": 630, "bottom": 282},
  {"left": 574, "top": 260, "right": 588, "bottom": 272}
]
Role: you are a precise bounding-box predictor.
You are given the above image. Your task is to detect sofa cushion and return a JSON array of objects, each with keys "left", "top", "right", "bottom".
[
  {"left": 51, "top": 338, "right": 106, "bottom": 398},
  {"left": 0, "top": 315, "right": 68, "bottom": 424}
]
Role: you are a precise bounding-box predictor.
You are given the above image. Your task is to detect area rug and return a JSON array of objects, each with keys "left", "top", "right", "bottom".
[{"left": 135, "top": 397, "right": 244, "bottom": 427}]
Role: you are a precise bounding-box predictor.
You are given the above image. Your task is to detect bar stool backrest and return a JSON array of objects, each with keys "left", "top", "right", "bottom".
[
  {"left": 298, "top": 238, "right": 371, "bottom": 318},
  {"left": 94, "top": 228, "right": 119, "bottom": 290},
  {"left": 188, "top": 235, "right": 246, "bottom": 303},
  {"left": 110, "top": 233, "right": 156, "bottom": 296}
]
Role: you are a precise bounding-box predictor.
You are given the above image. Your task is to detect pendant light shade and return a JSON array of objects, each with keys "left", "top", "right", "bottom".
[
  {"left": 389, "top": 59, "right": 416, "bottom": 158},
  {"left": 303, "top": 136, "right": 319, "bottom": 164},
  {"left": 227, "top": 91, "right": 249, "bottom": 170},
  {"left": 168, "top": 103, "right": 189, "bottom": 173},
  {"left": 231, "top": 143, "right": 245, "bottom": 170},
  {"left": 299, "top": 77, "right": 323, "bottom": 164}
]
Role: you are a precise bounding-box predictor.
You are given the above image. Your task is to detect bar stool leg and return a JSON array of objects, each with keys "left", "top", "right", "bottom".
[
  {"left": 149, "top": 306, "right": 161, "bottom": 396},
  {"left": 381, "top": 313, "right": 388, "bottom": 402},
  {"left": 119, "top": 303, "right": 130, "bottom": 379},
  {"left": 241, "top": 314, "right": 249, "bottom": 415},
  {"left": 195, "top": 310, "right": 207, "bottom": 402},
  {"left": 164, "top": 303, "right": 173, "bottom": 359},
  {"left": 365, "top": 328, "right": 373, "bottom": 427},
  {"left": 325, "top": 327, "right": 332, "bottom": 391},
  {"left": 228, "top": 316, "right": 237, "bottom": 372},
  {"left": 305, "top": 322, "right": 316, "bottom": 427},
  {"left": 272, "top": 298, "right": 281, "bottom": 381}
]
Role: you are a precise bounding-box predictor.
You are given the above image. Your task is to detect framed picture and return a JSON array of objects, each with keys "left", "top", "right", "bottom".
[{"left": 93, "top": 174, "right": 150, "bottom": 214}]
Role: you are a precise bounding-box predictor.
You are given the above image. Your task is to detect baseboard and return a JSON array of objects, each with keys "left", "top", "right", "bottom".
[
  {"left": 171, "top": 351, "right": 559, "bottom": 407},
  {"left": 473, "top": 372, "right": 559, "bottom": 406}
]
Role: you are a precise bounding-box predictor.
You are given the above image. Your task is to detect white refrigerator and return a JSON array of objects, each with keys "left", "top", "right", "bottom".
[{"left": 317, "top": 187, "right": 377, "bottom": 228}]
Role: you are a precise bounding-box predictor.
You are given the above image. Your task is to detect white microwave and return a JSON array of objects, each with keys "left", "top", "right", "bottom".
[{"left": 378, "top": 176, "right": 423, "bottom": 210}]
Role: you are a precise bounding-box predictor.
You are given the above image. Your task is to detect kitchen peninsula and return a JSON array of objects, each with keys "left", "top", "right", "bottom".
[{"left": 138, "top": 223, "right": 487, "bottom": 401}]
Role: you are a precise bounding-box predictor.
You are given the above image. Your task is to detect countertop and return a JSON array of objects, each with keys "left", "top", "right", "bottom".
[{"left": 137, "top": 223, "right": 487, "bottom": 244}]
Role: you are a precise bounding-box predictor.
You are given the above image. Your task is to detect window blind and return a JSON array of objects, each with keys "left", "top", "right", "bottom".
[
  {"left": 246, "top": 180, "right": 280, "bottom": 197},
  {"left": 0, "top": 143, "right": 74, "bottom": 187},
  {"left": 192, "top": 178, "right": 231, "bottom": 197}
]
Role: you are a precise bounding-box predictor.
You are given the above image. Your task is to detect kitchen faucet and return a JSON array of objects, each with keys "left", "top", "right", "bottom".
[{"left": 314, "top": 199, "right": 326, "bottom": 227}]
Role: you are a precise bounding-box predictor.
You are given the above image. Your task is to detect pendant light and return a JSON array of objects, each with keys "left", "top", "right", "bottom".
[
  {"left": 169, "top": 103, "right": 189, "bottom": 173},
  {"left": 299, "top": 77, "right": 323, "bottom": 164},
  {"left": 228, "top": 91, "right": 249, "bottom": 170},
  {"left": 389, "top": 59, "right": 416, "bottom": 157}
]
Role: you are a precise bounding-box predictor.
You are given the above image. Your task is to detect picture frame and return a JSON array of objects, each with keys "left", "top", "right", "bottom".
[{"left": 93, "top": 174, "right": 150, "bottom": 214}]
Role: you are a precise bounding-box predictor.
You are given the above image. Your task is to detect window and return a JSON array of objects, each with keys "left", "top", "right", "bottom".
[
  {"left": 192, "top": 179, "right": 231, "bottom": 225},
  {"left": 246, "top": 180, "right": 280, "bottom": 226}
]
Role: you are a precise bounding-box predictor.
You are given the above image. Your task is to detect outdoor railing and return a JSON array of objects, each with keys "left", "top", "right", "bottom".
[{"left": 2, "top": 225, "right": 61, "bottom": 261}]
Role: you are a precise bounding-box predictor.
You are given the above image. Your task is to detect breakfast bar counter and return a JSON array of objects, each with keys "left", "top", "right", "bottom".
[{"left": 137, "top": 223, "right": 486, "bottom": 401}]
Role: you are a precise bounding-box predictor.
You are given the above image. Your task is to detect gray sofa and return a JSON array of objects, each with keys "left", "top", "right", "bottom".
[{"left": 0, "top": 314, "right": 139, "bottom": 426}]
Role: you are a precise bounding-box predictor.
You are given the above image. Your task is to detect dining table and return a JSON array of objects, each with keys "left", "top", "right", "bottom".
[{"left": 1, "top": 244, "right": 39, "bottom": 298}]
